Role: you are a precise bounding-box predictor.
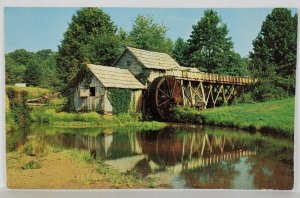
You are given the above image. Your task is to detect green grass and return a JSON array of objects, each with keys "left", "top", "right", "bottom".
[
  {"left": 6, "top": 85, "right": 51, "bottom": 99},
  {"left": 5, "top": 111, "right": 18, "bottom": 133},
  {"left": 174, "top": 97, "right": 295, "bottom": 138},
  {"left": 30, "top": 108, "right": 166, "bottom": 132}
]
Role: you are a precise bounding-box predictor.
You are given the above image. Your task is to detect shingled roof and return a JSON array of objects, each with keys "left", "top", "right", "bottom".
[
  {"left": 115, "top": 47, "right": 180, "bottom": 70},
  {"left": 86, "top": 64, "right": 145, "bottom": 89},
  {"left": 177, "top": 66, "right": 201, "bottom": 72}
]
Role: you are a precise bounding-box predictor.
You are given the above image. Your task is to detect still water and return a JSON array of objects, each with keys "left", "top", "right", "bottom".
[{"left": 7, "top": 124, "right": 294, "bottom": 189}]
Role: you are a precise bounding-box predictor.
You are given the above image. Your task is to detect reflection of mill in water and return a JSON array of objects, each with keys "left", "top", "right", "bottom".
[
  {"left": 47, "top": 127, "right": 256, "bottom": 174},
  {"left": 137, "top": 127, "right": 256, "bottom": 174}
]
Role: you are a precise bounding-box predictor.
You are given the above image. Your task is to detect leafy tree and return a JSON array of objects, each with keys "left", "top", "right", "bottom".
[
  {"left": 5, "top": 49, "right": 34, "bottom": 84},
  {"left": 117, "top": 28, "right": 130, "bottom": 46},
  {"left": 186, "top": 9, "right": 246, "bottom": 76},
  {"left": 5, "top": 49, "right": 62, "bottom": 90},
  {"left": 172, "top": 37, "right": 188, "bottom": 66},
  {"left": 38, "top": 51, "right": 63, "bottom": 90},
  {"left": 7, "top": 49, "right": 34, "bottom": 66},
  {"left": 82, "top": 34, "right": 123, "bottom": 66},
  {"left": 56, "top": 8, "right": 123, "bottom": 111},
  {"left": 35, "top": 49, "right": 53, "bottom": 60},
  {"left": 24, "top": 59, "right": 43, "bottom": 86},
  {"left": 128, "top": 15, "right": 173, "bottom": 54},
  {"left": 5, "top": 55, "right": 26, "bottom": 84},
  {"left": 249, "top": 8, "right": 297, "bottom": 101},
  {"left": 56, "top": 8, "right": 121, "bottom": 89}
]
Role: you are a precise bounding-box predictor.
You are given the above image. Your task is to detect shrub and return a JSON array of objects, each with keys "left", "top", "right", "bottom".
[
  {"left": 6, "top": 87, "right": 31, "bottom": 127},
  {"left": 21, "top": 160, "right": 41, "bottom": 170}
]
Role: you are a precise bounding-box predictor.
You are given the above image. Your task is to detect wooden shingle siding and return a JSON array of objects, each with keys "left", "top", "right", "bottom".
[
  {"left": 74, "top": 76, "right": 106, "bottom": 112},
  {"left": 114, "top": 51, "right": 144, "bottom": 77}
]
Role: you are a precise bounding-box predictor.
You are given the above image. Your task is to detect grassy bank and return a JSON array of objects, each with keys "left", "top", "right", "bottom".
[
  {"left": 7, "top": 140, "right": 155, "bottom": 188},
  {"left": 5, "top": 85, "right": 166, "bottom": 132},
  {"left": 30, "top": 108, "right": 166, "bottom": 132},
  {"left": 6, "top": 85, "right": 51, "bottom": 99},
  {"left": 174, "top": 98, "right": 295, "bottom": 138},
  {"left": 5, "top": 85, "right": 52, "bottom": 133}
]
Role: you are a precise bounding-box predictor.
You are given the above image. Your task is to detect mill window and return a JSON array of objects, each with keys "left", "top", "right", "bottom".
[
  {"left": 89, "top": 87, "right": 96, "bottom": 97},
  {"left": 126, "top": 60, "right": 132, "bottom": 66}
]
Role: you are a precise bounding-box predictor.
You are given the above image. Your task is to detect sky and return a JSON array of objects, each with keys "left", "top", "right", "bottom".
[{"left": 4, "top": 7, "right": 298, "bottom": 57}]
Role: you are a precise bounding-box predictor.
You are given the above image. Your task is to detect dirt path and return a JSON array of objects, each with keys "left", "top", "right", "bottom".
[{"left": 7, "top": 151, "right": 114, "bottom": 189}]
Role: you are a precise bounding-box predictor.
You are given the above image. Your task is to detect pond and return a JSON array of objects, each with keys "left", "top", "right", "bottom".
[{"left": 7, "top": 124, "right": 294, "bottom": 189}]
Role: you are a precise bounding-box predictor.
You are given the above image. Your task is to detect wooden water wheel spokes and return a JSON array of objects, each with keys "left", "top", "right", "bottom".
[{"left": 147, "top": 76, "right": 183, "bottom": 120}]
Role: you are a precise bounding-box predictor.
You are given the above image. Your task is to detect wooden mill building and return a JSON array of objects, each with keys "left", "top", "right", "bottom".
[
  {"left": 74, "top": 64, "right": 145, "bottom": 113},
  {"left": 74, "top": 47, "right": 254, "bottom": 115},
  {"left": 113, "top": 46, "right": 199, "bottom": 85}
]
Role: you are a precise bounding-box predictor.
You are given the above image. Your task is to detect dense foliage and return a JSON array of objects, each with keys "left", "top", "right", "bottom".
[
  {"left": 6, "top": 87, "right": 31, "bottom": 127},
  {"left": 108, "top": 88, "right": 132, "bottom": 114},
  {"left": 173, "top": 9, "right": 248, "bottom": 76},
  {"left": 56, "top": 8, "right": 122, "bottom": 90},
  {"left": 5, "top": 49, "right": 61, "bottom": 90},
  {"left": 123, "top": 15, "right": 173, "bottom": 54},
  {"left": 249, "top": 8, "right": 297, "bottom": 101},
  {"left": 172, "top": 37, "right": 188, "bottom": 66}
]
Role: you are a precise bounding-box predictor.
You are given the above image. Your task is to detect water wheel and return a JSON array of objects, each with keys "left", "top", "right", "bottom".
[{"left": 146, "top": 76, "right": 183, "bottom": 120}]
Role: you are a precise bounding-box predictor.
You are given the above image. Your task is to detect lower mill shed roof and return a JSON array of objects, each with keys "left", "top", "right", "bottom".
[{"left": 86, "top": 64, "right": 145, "bottom": 90}]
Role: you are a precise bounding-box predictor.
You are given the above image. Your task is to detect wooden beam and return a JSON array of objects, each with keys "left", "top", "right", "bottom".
[
  {"left": 200, "top": 82, "right": 207, "bottom": 109},
  {"left": 225, "top": 86, "right": 236, "bottom": 103}
]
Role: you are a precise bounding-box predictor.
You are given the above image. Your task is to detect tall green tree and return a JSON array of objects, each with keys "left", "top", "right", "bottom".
[
  {"left": 5, "top": 49, "right": 34, "bottom": 84},
  {"left": 172, "top": 37, "right": 188, "bottom": 66},
  {"left": 24, "top": 59, "right": 43, "bottom": 86},
  {"left": 37, "top": 50, "right": 63, "bottom": 90},
  {"left": 5, "top": 55, "right": 26, "bottom": 84},
  {"left": 56, "top": 8, "right": 122, "bottom": 89},
  {"left": 186, "top": 9, "right": 246, "bottom": 76},
  {"left": 128, "top": 15, "right": 173, "bottom": 54},
  {"left": 249, "top": 8, "right": 297, "bottom": 101},
  {"left": 7, "top": 49, "right": 34, "bottom": 66},
  {"left": 56, "top": 8, "right": 123, "bottom": 111}
]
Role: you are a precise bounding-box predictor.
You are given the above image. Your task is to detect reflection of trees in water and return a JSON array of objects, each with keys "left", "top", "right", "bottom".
[
  {"left": 248, "top": 157, "right": 293, "bottom": 190},
  {"left": 6, "top": 127, "right": 30, "bottom": 151}
]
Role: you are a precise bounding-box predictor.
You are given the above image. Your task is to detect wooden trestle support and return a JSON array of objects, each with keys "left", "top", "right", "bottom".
[
  {"left": 180, "top": 79, "right": 243, "bottom": 109},
  {"left": 145, "top": 73, "right": 255, "bottom": 120}
]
